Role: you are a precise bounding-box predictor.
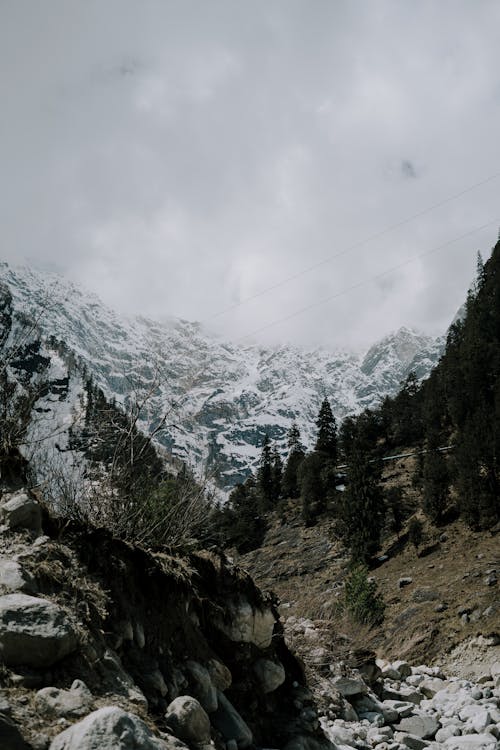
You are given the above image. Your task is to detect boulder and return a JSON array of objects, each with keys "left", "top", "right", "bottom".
[
  {"left": 0, "top": 593, "right": 77, "bottom": 667},
  {"left": 435, "top": 725, "right": 461, "bottom": 742},
  {"left": 443, "top": 735, "right": 498, "bottom": 749},
  {"left": 330, "top": 675, "right": 368, "bottom": 696},
  {"left": 420, "top": 677, "right": 447, "bottom": 698},
  {"left": 98, "top": 649, "right": 147, "bottom": 709},
  {"left": 395, "top": 715, "right": 439, "bottom": 739},
  {"left": 211, "top": 690, "right": 253, "bottom": 748},
  {"left": 185, "top": 660, "right": 218, "bottom": 712},
  {"left": 49, "top": 706, "right": 176, "bottom": 750},
  {"left": 165, "top": 696, "right": 211, "bottom": 745},
  {"left": 0, "top": 492, "right": 42, "bottom": 535},
  {"left": 394, "top": 731, "right": 430, "bottom": 749},
  {"left": 0, "top": 559, "right": 34, "bottom": 593},
  {"left": 253, "top": 658, "right": 286, "bottom": 694},
  {"left": 207, "top": 658, "right": 232, "bottom": 691},
  {"left": 393, "top": 660, "right": 412, "bottom": 679},
  {"left": 35, "top": 680, "right": 93, "bottom": 718},
  {"left": 215, "top": 598, "right": 275, "bottom": 648},
  {"left": 399, "top": 577, "right": 413, "bottom": 588}
]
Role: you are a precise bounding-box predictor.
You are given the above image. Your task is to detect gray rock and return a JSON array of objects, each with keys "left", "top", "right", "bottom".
[
  {"left": 253, "top": 658, "right": 286, "bottom": 694},
  {"left": 443, "top": 734, "right": 497, "bottom": 748},
  {"left": 394, "top": 731, "right": 430, "bottom": 750},
  {"left": 0, "top": 713, "right": 31, "bottom": 750},
  {"left": 165, "top": 696, "right": 211, "bottom": 745},
  {"left": 215, "top": 598, "right": 275, "bottom": 648},
  {"left": 331, "top": 675, "right": 368, "bottom": 696},
  {"left": 419, "top": 678, "right": 447, "bottom": 698},
  {"left": 395, "top": 715, "right": 439, "bottom": 739},
  {"left": 382, "top": 685, "right": 423, "bottom": 705},
  {"left": 0, "top": 492, "right": 42, "bottom": 535},
  {"left": 393, "top": 661, "right": 412, "bottom": 679},
  {"left": 0, "top": 559, "right": 34, "bottom": 593},
  {"left": 207, "top": 658, "right": 232, "bottom": 691},
  {"left": 0, "top": 593, "right": 77, "bottom": 667},
  {"left": 399, "top": 577, "right": 413, "bottom": 588},
  {"left": 464, "top": 709, "right": 492, "bottom": 733},
  {"left": 36, "top": 680, "right": 93, "bottom": 718},
  {"left": 435, "top": 726, "right": 461, "bottom": 742},
  {"left": 49, "top": 706, "right": 176, "bottom": 750},
  {"left": 99, "top": 649, "right": 148, "bottom": 709},
  {"left": 210, "top": 690, "right": 253, "bottom": 748},
  {"left": 184, "top": 661, "right": 217, "bottom": 713},
  {"left": 383, "top": 700, "right": 415, "bottom": 719}
]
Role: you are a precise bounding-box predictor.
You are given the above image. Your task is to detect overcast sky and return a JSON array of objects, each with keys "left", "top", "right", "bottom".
[{"left": 1, "top": 1, "right": 500, "bottom": 350}]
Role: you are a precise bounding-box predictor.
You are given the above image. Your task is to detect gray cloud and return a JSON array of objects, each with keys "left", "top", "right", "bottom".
[{"left": 1, "top": 0, "right": 500, "bottom": 350}]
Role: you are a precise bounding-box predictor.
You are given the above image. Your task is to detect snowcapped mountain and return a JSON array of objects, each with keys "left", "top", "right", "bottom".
[{"left": 0, "top": 262, "right": 445, "bottom": 488}]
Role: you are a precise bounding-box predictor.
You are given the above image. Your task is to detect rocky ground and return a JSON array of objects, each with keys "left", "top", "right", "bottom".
[
  {"left": 1, "top": 487, "right": 499, "bottom": 749},
  {"left": 0, "top": 488, "right": 325, "bottom": 750}
]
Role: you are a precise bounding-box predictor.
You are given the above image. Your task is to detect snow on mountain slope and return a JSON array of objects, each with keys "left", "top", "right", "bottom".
[{"left": 0, "top": 262, "right": 445, "bottom": 487}]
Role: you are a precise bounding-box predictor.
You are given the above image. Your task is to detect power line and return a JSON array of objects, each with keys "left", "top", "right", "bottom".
[
  {"left": 206, "top": 170, "right": 500, "bottom": 322},
  {"left": 237, "top": 219, "right": 497, "bottom": 341}
]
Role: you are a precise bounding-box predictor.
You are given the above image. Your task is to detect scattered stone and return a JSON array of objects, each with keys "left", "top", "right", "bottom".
[
  {"left": 49, "top": 706, "right": 176, "bottom": 750},
  {"left": 435, "top": 725, "right": 461, "bottom": 742},
  {"left": 0, "top": 492, "right": 42, "bottom": 535},
  {"left": 443, "top": 734, "right": 497, "bottom": 748},
  {"left": 0, "top": 558, "right": 34, "bottom": 593},
  {"left": 35, "top": 680, "right": 93, "bottom": 718},
  {"left": 395, "top": 715, "right": 439, "bottom": 739},
  {"left": 253, "top": 658, "right": 286, "bottom": 694},
  {"left": 215, "top": 598, "right": 275, "bottom": 648},
  {"left": 0, "top": 593, "right": 77, "bottom": 667},
  {"left": 185, "top": 660, "right": 217, "bottom": 712},
  {"left": 399, "top": 577, "right": 413, "bottom": 588},
  {"left": 394, "top": 731, "right": 430, "bottom": 749},
  {"left": 392, "top": 661, "right": 412, "bottom": 679},
  {"left": 99, "top": 649, "right": 148, "bottom": 709},
  {"left": 484, "top": 574, "right": 497, "bottom": 586},
  {"left": 207, "top": 658, "right": 232, "bottom": 691},
  {"left": 211, "top": 690, "right": 253, "bottom": 748},
  {"left": 330, "top": 675, "right": 368, "bottom": 696},
  {"left": 165, "top": 696, "right": 211, "bottom": 745}
]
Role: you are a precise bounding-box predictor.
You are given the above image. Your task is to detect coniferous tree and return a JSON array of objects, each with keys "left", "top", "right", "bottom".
[
  {"left": 257, "top": 433, "right": 273, "bottom": 509},
  {"left": 271, "top": 447, "right": 283, "bottom": 502},
  {"left": 282, "top": 422, "right": 305, "bottom": 498},
  {"left": 337, "top": 449, "right": 385, "bottom": 564},
  {"left": 298, "top": 451, "right": 325, "bottom": 526},
  {"left": 422, "top": 433, "right": 449, "bottom": 525},
  {"left": 315, "top": 397, "right": 338, "bottom": 460}
]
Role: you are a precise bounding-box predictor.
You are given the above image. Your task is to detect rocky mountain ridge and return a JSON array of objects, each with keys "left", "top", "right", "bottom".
[{"left": 0, "top": 263, "right": 444, "bottom": 489}]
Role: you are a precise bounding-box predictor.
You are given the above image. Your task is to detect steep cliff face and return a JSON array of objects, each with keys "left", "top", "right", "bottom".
[
  {"left": 0, "top": 264, "right": 444, "bottom": 489},
  {"left": 0, "top": 491, "right": 328, "bottom": 750}
]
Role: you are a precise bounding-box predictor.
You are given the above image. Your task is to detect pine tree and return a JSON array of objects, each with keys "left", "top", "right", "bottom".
[
  {"left": 257, "top": 433, "right": 273, "bottom": 509},
  {"left": 282, "top": 422, "right": 305, "bottom": 498},
  {"left": 337, "top": 449, "right": 385, "bottom": 564},
  {"left": 422, "top": 432, "right": 449, "bottom": 525},
  {"left": 271, "top": 447, "right": 283, "bottom": 502},
  {"left": 298, "top": 451, "right": 325, "bottom": 526},
  {"left": 315, "top": 397, "right": 338, "bottom": 460}
]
